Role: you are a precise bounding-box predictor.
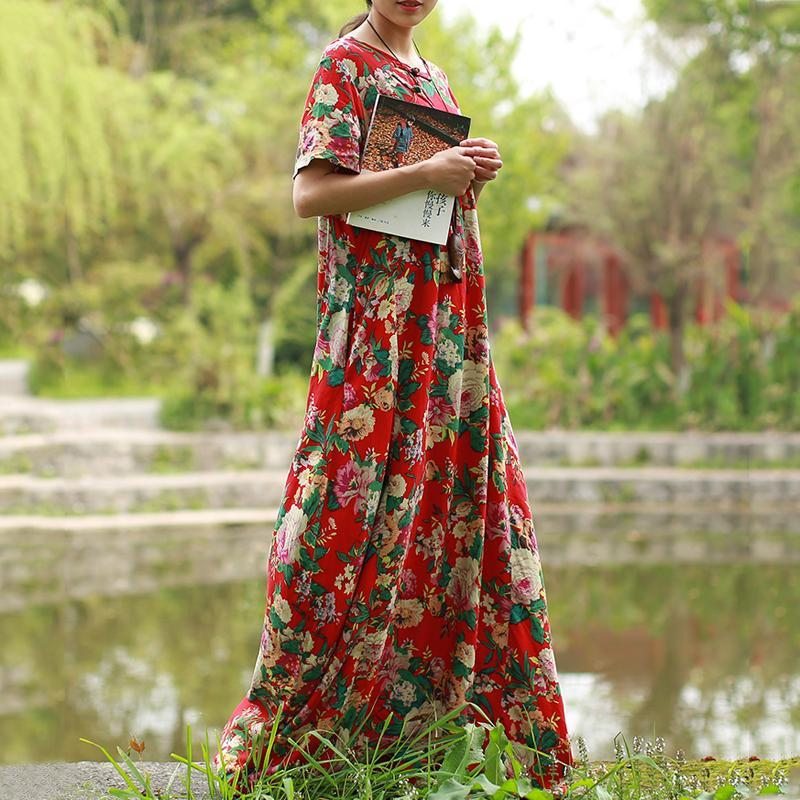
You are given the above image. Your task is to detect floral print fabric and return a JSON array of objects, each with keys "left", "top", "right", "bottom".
[{"left": 215, "top": 36, "right": 573, "bottom": 791}]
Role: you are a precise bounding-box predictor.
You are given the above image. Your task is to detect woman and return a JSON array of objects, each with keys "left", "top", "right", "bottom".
[
  {"left": 215, "top": 0, "right": 573, "bottom": 792},
  {"left": 391, "top": 117, "right": 414, "bottom": 166}
]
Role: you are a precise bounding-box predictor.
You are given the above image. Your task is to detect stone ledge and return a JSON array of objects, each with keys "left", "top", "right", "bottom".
[{"left": 1, "top": 467, "right": 798, "bottom": 515}]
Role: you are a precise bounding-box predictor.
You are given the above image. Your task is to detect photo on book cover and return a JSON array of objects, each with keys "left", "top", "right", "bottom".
[
  {"left": 347, "top": 94, "right": 471, "bottom": 245},
  {"left": 361, "top": 95, "right": 471, "bottom": 172}
]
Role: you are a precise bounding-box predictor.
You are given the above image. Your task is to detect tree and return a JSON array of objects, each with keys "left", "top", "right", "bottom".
[
  {"left": 569, "top": 69, "right": 734, "bottom": 379},
  {"left": 643, "top": 0, "right": 800, "bottom": 303},
  {"left": 643, "top": 0, "right": 800, "bottom": 56},
  {"left": 0, "top": 2, "right": 147, "bottom": 276}
]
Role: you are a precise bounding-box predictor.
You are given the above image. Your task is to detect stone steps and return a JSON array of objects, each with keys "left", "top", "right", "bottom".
[
  {"left": 0, "top": 466, "right": 798, "bottom": 516},
  {"left": 0, "top": 429, "right": 299, "bottom": 476},
  {"left": 1, "top": 428, "right": 799, "bottom": 476},
  {"left": 0, "top": 396, "right": 161, "bottom": 435}
]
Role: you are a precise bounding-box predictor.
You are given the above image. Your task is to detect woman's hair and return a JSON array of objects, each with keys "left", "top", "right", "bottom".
[{"left": 339, "top": 0, "right": 372, "bottom": 37}]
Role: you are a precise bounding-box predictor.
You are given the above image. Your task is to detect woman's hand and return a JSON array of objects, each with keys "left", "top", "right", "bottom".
[
  {"left": 419, "top": 147, "right": 477, "bottom": 197},
  {"left": 460, "top": 137, "right": 503, "bottom": 197}
]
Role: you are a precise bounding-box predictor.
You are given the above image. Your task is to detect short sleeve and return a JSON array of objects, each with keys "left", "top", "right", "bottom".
[
  {"left": 430, "top": 62, "right": 461, "bottom": 114},
  {"left": 293, "top": 48, "right": 365, "bottom": 179}
]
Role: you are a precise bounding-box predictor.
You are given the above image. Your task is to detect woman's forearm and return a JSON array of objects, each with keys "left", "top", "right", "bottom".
[{"left": 293, "top": 160, "right": 432, "bottom": 218}]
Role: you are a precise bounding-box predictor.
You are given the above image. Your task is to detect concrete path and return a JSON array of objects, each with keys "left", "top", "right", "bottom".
[
  {"left": 0, "top": 760, "right": 208, "bottom": 800},
  {"left": 2, "top": 761, "right": 798, "bottom": 800}
]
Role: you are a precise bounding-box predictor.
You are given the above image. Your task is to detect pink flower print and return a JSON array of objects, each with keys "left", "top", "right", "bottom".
[{"left": 334, "top": 461, "right": 373, "bottom": 512}]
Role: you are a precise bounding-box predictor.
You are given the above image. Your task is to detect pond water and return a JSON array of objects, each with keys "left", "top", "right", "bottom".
[{"left": 1, "top": 529, "right": 798, "bottom": 765}]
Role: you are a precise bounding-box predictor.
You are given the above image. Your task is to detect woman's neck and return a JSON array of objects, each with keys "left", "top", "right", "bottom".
[{"left": 361, "top": 10, "right": 417, "bottom": 63}]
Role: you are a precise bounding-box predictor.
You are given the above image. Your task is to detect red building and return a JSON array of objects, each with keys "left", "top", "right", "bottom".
[{"left": 518, "top": 225, "right": 744, "bottom": 334}]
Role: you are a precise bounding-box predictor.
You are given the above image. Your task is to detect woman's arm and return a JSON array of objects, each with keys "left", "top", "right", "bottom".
[{"left": 293, "top": 147, "right": 477, "bottom": 219}]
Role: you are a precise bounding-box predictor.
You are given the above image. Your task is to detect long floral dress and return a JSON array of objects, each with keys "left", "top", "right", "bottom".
[{"left": 215, "top": 35, "right": 573, "bottom": 791}]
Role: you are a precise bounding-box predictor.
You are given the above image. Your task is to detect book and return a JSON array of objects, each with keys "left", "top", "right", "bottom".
[{"left": 346, "top": 94, "right": 471, "bottom": 245}]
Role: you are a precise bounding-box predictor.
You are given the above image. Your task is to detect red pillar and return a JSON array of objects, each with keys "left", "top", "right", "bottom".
[
  {"left": 695, "top": 276, "right": 710, "bottom": 325},
  {"left": 651, "top": 293, "right": 668, "bottom": 330},
  {"left": 604, "top": 252, "right": 627, "bottom": 335},
  {"left": 724, "top": 241, "right": 740, "bottom": 304},
  {"left": 562, "top": 264, "right": 578, "bottom": 319}
]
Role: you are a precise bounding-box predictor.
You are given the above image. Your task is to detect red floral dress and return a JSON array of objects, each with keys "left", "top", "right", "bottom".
[{"left": 215, "top": 35, "right": 573, "bottom": 791}]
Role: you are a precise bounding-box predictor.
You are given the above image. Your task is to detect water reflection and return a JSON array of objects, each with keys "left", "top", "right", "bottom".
[{"left": 1, "top": 557, "right": 797, "bottom": 765}]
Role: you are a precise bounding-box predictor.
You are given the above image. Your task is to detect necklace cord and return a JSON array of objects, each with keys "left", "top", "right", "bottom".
[{"left": 366, "top": 17, "right": 430, "bottom": 77}]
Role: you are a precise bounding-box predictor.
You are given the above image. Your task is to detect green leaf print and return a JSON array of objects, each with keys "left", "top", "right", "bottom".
[
  {"left": 461, "top": 608, "right": 477, "bottom": 628},
  {"left": 534, "top": 726, "right": 559, "bottom": 756},
  {"left": 510, "top": 603, "right": 528, "bottom": 624},
  {"left": 416, "top": 314, "right": 434, "bottom": 345},
  {"left": 329, "top": 120, "right": 351, "bottom": 137},
  {"left": 310, "top": 101, "right": 335, "bottom": 118},
  {"left": 400, "top": 416, "right": 416, "bottom": 434},
  {"left": 386, "top": 493, "right": 403, "bottom": 513},
  {"left": 327, "top": 366, "right": 345, "bottom": 386},
  {"left": 530, "top": 614, "right": 545, "bottom": 643},
  {"left": 269, "top": 608, "right": 287, "bottom": 630},
  {"left": 469, "top": 425, "right": 484, "bottom": 453},
  {"left": 299, "top": 548, "right": 319, "bottom": 573},
  {"left": 421, "top": 251, "right": 434, "bottom": 282},
  {"left": 351, "top": 602, "right": 370, "bottom": 623}
]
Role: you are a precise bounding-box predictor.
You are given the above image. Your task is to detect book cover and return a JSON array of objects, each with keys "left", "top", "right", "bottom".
[{"left": 346, "top": 94, "right": 471, "bottom": 245}]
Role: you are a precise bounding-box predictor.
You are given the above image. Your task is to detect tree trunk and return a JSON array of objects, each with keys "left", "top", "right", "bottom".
[
  {"left": 173, "top": 241, "right": 195, "bottom": 305},
  {"left": 667, "top": 287, "right": 688, "bottom": 393}
]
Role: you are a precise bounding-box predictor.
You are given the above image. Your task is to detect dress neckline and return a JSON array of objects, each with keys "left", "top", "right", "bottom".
[{"left": 342, "top": 35, "right": 429, "bottom": 74}]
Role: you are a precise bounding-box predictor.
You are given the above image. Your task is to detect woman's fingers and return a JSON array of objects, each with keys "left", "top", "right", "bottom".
[
  {"left": 460, "top": 137, "right": 499, "bottom": 150},
  {"left": 461, "top": 145, "right": 500, "bottom": 159},
  {"left": 473, "top": 156, "right": 503, "bottom": 169}
]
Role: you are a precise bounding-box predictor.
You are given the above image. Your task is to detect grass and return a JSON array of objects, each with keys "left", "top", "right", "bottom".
[{"left": 80, "top": 702, "right": 799, "bottom": 800}]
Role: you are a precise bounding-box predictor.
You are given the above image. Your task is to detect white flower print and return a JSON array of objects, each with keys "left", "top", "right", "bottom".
[
  {"left": 460, "top": 359, "right": 489, "bottom": 416},
  {"left": 338, "top": 58, "right": 358, "bottom": 80},
  {"left": 313, "top": 82, "right": 339, "bottom": 106},
  {"left": 328, "top": 309, "right": 349, "bottom": 367},
  {"left": 437, "top": 336, "right": 461, "bottom": 369},
  {"left": 332, "top": 275, "right": 352, "bottom": 306},
  {"left": 387, "top": 474, "right": 406, "bottom": 497},
  {"left": 275, "top": 505, "right": 308, "bottom": 565},
  {"left": 394, "top": 277, "right": 413, "bottom": 316},
  {"left": 510, "top": 547, "right": 543, "bottom": 603}
]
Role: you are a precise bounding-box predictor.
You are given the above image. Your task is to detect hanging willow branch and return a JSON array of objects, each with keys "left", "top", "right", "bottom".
[{"left": 0, "top": 1, "right": 147, "bottom": 261}]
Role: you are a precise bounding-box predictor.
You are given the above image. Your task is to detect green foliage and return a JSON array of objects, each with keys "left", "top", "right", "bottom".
[
  {"left": 80, "top": 712, "right": 797, "bottom": 800},
  {"left": 639, "top": 2, "right": 800, "bottom": 304},
  {"left": 0, "top": 1, "right": 146, "bottom": 260},
  {"left": 492, "top": 302, "right": 800, "bottom": 432},
  {"left": 159, "top": 278, "right": 308, "bottom": 431},
  {"left": 642, "top": 0, "right": 800, "bottom": 56},
  {"left": 271, "top": 257, "right": 318, "bottom": 371},
  {"left": 25, "top": 259, "right": 178, "bottom": 395}
]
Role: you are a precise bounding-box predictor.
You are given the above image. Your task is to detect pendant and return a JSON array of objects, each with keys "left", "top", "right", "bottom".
[
  {"left": 445, "top": 203, "right": 464, "bottom": 282},
  {"left": 446, "top": 232, "right": 465, "bottom": 282}
]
